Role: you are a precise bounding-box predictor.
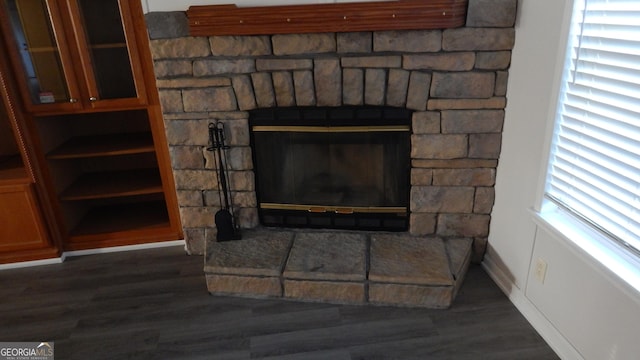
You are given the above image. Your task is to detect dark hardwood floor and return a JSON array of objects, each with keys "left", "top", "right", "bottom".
[{"left": 0, "top": 245, "right": 559, "bottom": 359}]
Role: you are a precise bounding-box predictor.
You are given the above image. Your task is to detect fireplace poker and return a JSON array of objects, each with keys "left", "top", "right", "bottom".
[{"left": 207, "top": 122, "right": 240, "bottom": 241}]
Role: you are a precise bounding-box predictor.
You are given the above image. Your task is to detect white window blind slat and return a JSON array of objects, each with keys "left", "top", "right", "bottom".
[{"left": 546, "top": 0, "right": 640, "bottom": 255}]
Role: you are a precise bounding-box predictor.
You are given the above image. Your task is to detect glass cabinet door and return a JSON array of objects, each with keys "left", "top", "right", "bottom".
[
  {"left": 68, "top": 0, "right": 147, "bottom": 108},
  {"left": 2, "top": 0, "right": 80, "bottom": 110}
]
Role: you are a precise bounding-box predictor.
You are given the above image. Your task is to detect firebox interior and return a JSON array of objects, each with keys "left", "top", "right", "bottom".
[{"left": 249, "top": 106, "right": 411, "bottom": 231}]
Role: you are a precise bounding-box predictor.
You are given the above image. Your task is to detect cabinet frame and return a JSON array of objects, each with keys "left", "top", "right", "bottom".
[{"left": 0, "top": 0, "right": 149, "bottom": 115}]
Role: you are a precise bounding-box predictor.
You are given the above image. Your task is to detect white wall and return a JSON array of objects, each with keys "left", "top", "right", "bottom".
[
  {"left": 485, "top": 0, "right": 640, "bottom": 359},
  {"left": 143, "top": 0, "right": 640, "bottom": 358},
  {"left": 142, "top": 0, "right": 384, "bottom": 13}
]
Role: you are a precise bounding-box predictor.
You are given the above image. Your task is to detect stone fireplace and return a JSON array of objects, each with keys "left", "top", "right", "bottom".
[{"left": 145, "top": 0, "right": 516, "bottom": 306}]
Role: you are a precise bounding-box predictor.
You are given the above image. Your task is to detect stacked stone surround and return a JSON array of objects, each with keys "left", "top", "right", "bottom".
[{"left": 145, "top": 0, "right": 517, "bottom": 259}]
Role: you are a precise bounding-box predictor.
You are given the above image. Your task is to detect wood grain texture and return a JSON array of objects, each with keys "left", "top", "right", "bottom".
[
  {"left": 0, "top": 246, "right": 559, "bottom": 359},
  {"left": 188, "top": 0, "right": 467, "bottom": 36}
]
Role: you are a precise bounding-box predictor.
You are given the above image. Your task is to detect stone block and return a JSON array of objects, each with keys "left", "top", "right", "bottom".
[
  {"left": 466, "top": 0, "right": 517, "bottom": 28},
  {"left": 183, "top": 88, "right": 237, "bottom": 112},
  {"left": 284, "top": 233, "right": 367, "bottom": 281},
  {"left": 229, "top": 171, "right": 255, "bottom": 192},
  {"left": 369, "top": 235, "right": 453, "bottom": 285},
  {"left": 227, "top": 147, "right": 253, "bottom": 171},
  {"left": 411, "top": 134, "right": 467, "bottom": 159},
  {"left": 386, "top": 69, "right": 410, "bottom": 107},
  {"left": 341, "top": 56, "right": 402, "bottom": 68},
  {"left": 210, "top": 36, "right": 272, "bottom": 56},
  {"left": 165, "top": 119, "right": 209, "bottom": 146},
  {"left": 158, "top": 90, "right": 183, "bottom": 113},
  {"left": 203, "top": 190, "right": 221, "bottom": 207},
  {"left": 369, "top": 283, "right": 452, "bottom": 308},
  {"left": 495, "top": 71, "right": 509, "bottom": 96},
  {"left": 251, "top": 72, "right": 276, "bottom": 108},
  {"left": 411, "top": 111, "right": 440, "bottom": 134},
  {"left": 222, "top": 118, "right": 251, "bottom": 146},
  {"left": 443, "top": 28, "right": 515, "bottom": 51},
  {"left": 284, "top": 280, "right": 365, "bottom": 304},
  {"left": 273, "top": 33, "right": 336, "bottom": 55},
  {"left": 343, "top": 68, "right": 364, "bottom": 106},
  {"left": 205, "top": 230, "right": 293, "bottom": 276},
  {"left": 469, "top": 133, "right": 502, "bottom": 159},
  {"left": 374, "top": 30, "right": 442, "bottom": 53},
  {"left": 441, "top": 110, "right": 504, "bottom": 133},
  {"left": 145, "top": 12, "right": 189, "bottom": 39},
  {"left": 232, "top": 191, "right": 257, "bottom": 208},
  {"left": 256, "top": 59, "right": 313, "bottom": 71},
  {"left": 183, "top": 228, "right": 206, "bottom": 255},
  {"left": 406, "top": 72, "right": 432, "bottom": 111},
  {"left": 403, "top": 53, "right": 475, "bottom": 71},
  {"left": 411, "top": 168, "right": 433, "bottom": 186},
  {"left": 427, "top": 97, "right": 507, "bottom": 110},
  {"left": 232, "top": 75, "right": 257, "bottom": 111},
  {"left": 365, "top": 69, "right": 386, "bottom": 106},
  {"left": 314, "top": 58, "right": 342, "bottom": 106},
  {"left": 293, "top": 70, "right": 316, "bottom": 106},
  {"left": 272, "top": 72, "right": 296, "bottom": 107},
  {"left": 177, "top": 190, "right": 203, "bottom": 207},
  {"left": 236, "top": 207, "right": 259, "bottom": 229},
  {"left": 474, "top": 186, "right": 496, "bottom": 214},
  {"left": 410, "top": 186, "right": 475, "bottom": 213},
  {"left": 412, "top": 159, "right": 498, "bottom": 169},
  {"left": 409, "top": 213, "right": 437, "bottom": 235},
  {"left": 207, "top": 274, "right": 282, "bottom": 298},
  {"left": 169, "top": 146, "right": 205, "bottom": 169},
  {"left": 433, "top": 168, "right": 496, "bottom": 186},
  {"left": 338, "top": 32, "right": 372, "bottom": 53},
  {"left": 179, "top": 206, "right": 216, "bottom": 228},
  {"left": 445, "top": 238, "right": 473, "bottom": 279},
  {"left": 153, "top": 60, "right": 192, "bottom": 78},
  {"left": 193, "top": 59, "right": 255, "bottom": 76},
  {"left": 431, "top": 72, "right": 495, "bottom": 99},
  {"left": 156, "top": 78, "right": 231, "bottom": 89},
  {"left": 437, "top": 214, "right": 491, "bottom": 237},
  {"left": 173, "top": 169, "right": 215, "bottom": 190},
  {"left": 475, "top": 51, "right": 512, "bottom": 70},
  {"left": 472, "top": 237, "right": 489, "bottom": 263},
  {"left": 150, "top": 37, "right": 210, "bottom": 59}
]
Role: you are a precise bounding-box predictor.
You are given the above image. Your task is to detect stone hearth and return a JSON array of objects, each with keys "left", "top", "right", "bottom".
[{"left": 206, "top": 229, "right": 472, "bottom": 308}]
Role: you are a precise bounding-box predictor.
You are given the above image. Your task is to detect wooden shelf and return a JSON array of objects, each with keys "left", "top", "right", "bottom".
[
  {"left": 70, "top": 200, "right": 169, "bottom": 236},
  {"left": 59, "top": 168, "right": 163, "bottom": 201},
  {"left": 0, "top": 155, "right": 28, "bottom": 183},
  {"left": 48, "top": 133, "right": 155, "bottom": 159}
]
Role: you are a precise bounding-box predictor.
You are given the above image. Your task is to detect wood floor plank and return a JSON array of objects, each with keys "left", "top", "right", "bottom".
[{"left": 0, "top": 246, "right": 559, "bottom": 359}]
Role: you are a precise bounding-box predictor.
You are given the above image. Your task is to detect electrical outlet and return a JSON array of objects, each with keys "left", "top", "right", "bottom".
[{"left": 534, "top": 258, "right": 548, "bottom": 284}]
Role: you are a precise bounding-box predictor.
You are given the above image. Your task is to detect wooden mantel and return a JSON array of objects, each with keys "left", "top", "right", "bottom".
[{"left": 187, "top": 0, "right": 468, "bottom": 36}]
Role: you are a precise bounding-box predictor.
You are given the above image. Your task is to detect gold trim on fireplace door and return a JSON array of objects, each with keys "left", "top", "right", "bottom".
[
  {"left": 252, "top": 125, "right": 410, "bottom": 133},
  {"left": 260, "top": 203, "right": 407, "bottom": 214}
]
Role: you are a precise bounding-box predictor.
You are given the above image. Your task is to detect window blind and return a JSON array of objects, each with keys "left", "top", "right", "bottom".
[{"left": 545, "top": 0, "right": 640, "bottom": 255}]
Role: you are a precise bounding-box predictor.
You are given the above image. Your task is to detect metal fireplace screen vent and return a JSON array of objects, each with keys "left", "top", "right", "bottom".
[{"left": 249, "top": 106, "right": 411, "bottom": 231}]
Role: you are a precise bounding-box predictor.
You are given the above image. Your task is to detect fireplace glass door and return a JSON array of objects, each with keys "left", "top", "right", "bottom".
[{"left": 250, "top": 107, "right": 411, "bottom": 231}]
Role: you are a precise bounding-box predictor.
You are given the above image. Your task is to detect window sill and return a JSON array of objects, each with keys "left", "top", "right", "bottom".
[{"left": 532, "top": 201, "right": 640, "bottom": 295}]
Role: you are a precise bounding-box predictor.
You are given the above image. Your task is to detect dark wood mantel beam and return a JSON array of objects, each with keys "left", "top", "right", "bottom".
[{"left": 187, "top": 0, "right": 468, "bottom": 36}]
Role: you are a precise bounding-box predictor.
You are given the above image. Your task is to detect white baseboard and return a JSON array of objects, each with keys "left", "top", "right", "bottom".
[
  {"left": 482, "top": 254, "right": 584, "bottom": 360},
  {"left": 0, "top": 240, "right": 186, "bottom": 270},
  {"left": 0, "top": 257, "right": 64, "bottom": 270},
  {"left": 63, "top": 240, "right": 186, "bottom": 257}
]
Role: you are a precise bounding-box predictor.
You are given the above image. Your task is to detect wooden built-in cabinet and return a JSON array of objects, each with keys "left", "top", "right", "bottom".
[
  {"left": 0, "top": 0, "right": 182, "bottom": 256},
  {"left": 0, "top": 61, "right": 59, "bottom": 263}
]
